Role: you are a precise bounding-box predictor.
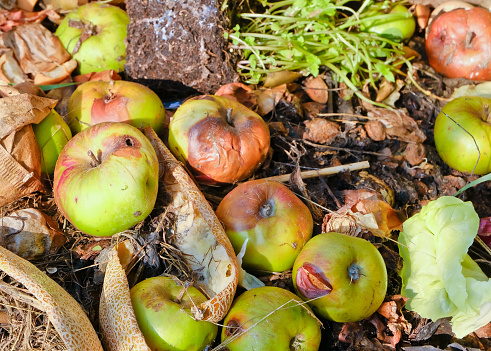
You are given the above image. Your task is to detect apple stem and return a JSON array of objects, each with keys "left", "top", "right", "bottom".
[
  {"left": 87, "top": 149, "right": 102, "bottom": 167},
  {"left": 226, "top": 108, "right": 233, "bottom": 124},
  {"left": 484, "top": 105, "right": 491, "bottom": 123},
  {"left": 175, "top": 282, "right": 190, "bottom": 304}
]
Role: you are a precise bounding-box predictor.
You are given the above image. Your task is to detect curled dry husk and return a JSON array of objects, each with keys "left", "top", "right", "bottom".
[
  {"left": 0, "top": 245, "right": 104, "bottom": 350},
  {"left": 0, "top": 83, "right": 57, "bottom": 207},
  {"left": 99, "top": 127, "right": 239, "bottom": 351}
]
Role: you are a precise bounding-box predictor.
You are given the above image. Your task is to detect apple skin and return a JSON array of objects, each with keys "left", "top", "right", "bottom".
[
  {"left": 168, "top": 95, "right": 270, "bottom": 184},
  {"left": 32, "top": 109, "right": 72, "bottom": 175},
  {"left": 55, "top": 2, "right": 129, "bottom": 75},
  {"left": 292, "top": 232, "right": 387, "bottom": 323},
  {"left": 215, "top": 179, "right": 313, "bottom": 273},
  {"left": 221, "top": 286, "right": 321, "bottom": 351},
  {"left": 67, "top": 80, "right": 166, "bottom": 135},
  {"left": 425, "top": 7, "right": 491, "bottom": 80},
  {"left": 130, "top": 276, "right": 218, "bottom": 351},
  {"left": 53, "top": 122, "right": 159, "bottom": 237},
  {"left": 362, "top": 4, "right": 415, "bottom": 42},
  {"left": 434, "top": 96, "right": 491, "bottom": 174}
]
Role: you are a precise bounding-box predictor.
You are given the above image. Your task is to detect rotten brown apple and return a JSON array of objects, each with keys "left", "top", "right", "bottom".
[{"left": 167, "top": 95, "right": 270, "bottom": 184}]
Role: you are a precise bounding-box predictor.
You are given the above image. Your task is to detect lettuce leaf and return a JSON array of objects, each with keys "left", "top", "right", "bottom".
[{"left": 399, "top": 196, "right": 491, "bottom": 338}]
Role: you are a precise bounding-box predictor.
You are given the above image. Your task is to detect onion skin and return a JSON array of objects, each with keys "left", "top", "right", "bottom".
[{"left": 425, "top": 7, "right": 491, "bottom": 80}]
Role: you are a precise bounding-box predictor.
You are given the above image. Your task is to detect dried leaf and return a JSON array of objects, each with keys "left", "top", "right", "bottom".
[
  {"left": 415, "top": 4, "right": 431, "bottom": 29},
  {"left": 365, "top": 120, "right": 386, "bottom": 141},
  {"left": 303, "top": 118, "right": 340, "bottom": 144},
  {"left": 450, "top": 81, "right": 491, "bottom": 100},
  {"left": 263, "top": 70, "right": 302, "bottom": 88},
  {"left": 74, "top": 69, "right": 122, "bottom": 83},
  {"left": 253, "top": 84, "right": 287, "bottom": 116},
  {"left": 34, "top": 59, "right": 77, "bottom": 85},
  {"left": 365, "top": 106, "right": 426, "bottom": 143},
  {"left": 0, "top": 9, "right": 54, "bottom": 32},
  {"left": 375, "top": 79, "right": 394, "bottom": 103},
  {"left": 43, "top": 0, "right": 88, "bottom": 11},
  {"left": 405, "top": 143, "right": 426, "bottom": 166},
  {"left": 3, "top": 22, "right": 71, "bottom": 76},
  {"left": 0, "top": 245, "right": 104, "bottom": 350},
  {"left": 304, "top": 76, "right": 328, "bottom": 104},
  {"left": 0, "top": 49, "right": 27, "bottom": 84},
  {"left": 0, "top": 208, "right": 66, "bottom": 260},
  {"left": 0, "top": 125, "right": 44, "bottom": 207}
]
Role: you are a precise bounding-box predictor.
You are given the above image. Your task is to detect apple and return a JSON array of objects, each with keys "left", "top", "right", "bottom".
[
  {"left": 67, "top": 80, "right": 166, "bottom": 135},
  {"left": 168, "top": 95, "right": 270, "bottom": 184},
  {"left": 221, "top": 286, "right": 321, "bottom": 351},
  {"left": 426, "top": 7, "right": 491, "bottom": 80},
  {"left": 130, "top": 276, "right": 218, "bottom": 351},
  {"left": 53, "top": 122, "right": 159, "bottom": 237},
  {"left": 215, "top": 179, "right": 313, "bottom": 273},
  {"left": 292, "top": 232, "right": 387, "bottom": 323},
  {"left": 434, "top": 96, "right": 491, "bottom": 174},
  {"left": 32, "top": 109, "right": 72, "bottom": 175},
  {"left": 361, "top": 4, "right": 416, "bottom": 42},
  {"left": 55, "top": 2, "right": 129, "bottom": 75}
]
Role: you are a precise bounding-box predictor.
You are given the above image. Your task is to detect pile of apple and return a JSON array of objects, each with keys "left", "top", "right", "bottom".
[{"left": 26, "top": 2, "right": 390, "bottom": 350}]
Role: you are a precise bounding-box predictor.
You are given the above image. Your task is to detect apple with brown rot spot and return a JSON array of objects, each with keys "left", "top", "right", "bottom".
[
  {"left": 130, "top": 276, "right": 218, "bottom": 351},
  {"left": 67, "top": 80, "right": 166, "bottom": 135},
  {"left": 53, "top": 122, "right": 159, "bottom": 237},
  {"left": 168, "top": 95, "right": 270, "bottom": 184},
  {"left": 215, "top": 179, "right": 313, "bottom": 273},
  {"left": 293, "top": 232, "right": 388, "bottom": 322}
]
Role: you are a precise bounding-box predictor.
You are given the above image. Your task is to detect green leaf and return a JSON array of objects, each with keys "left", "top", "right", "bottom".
[
  {"left": 374, "top": 62, "right": 395, "bottom": 82},
  {"left": 399, "top": 196, "right": 491, "bottom": 338}
]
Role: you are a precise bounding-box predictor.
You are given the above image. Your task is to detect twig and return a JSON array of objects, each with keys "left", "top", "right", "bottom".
[{"left": 259, "top": 161, "right": 370, "bottom": 183}]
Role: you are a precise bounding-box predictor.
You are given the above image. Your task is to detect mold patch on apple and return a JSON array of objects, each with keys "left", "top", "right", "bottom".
[{"left": 295, "top": 263, "right": 332, "bottom": 299}]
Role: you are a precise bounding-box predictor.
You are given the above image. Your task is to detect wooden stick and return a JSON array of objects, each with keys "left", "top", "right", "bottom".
[{"left": 259, "top": 161, "right": 370, "bottom": 183}]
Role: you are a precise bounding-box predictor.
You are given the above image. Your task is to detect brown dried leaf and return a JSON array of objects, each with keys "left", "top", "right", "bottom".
[
  {"left": 302, "top": 101, "right": 324, "bottom": 119},
  {"left": 34, "top": 59, "right": 77, "bottom": 85},
  {"left": 365, "top": 120, "right": 386, "bottom": 141},
  {"left": 304, "top": 76, "right": 328, "bottom": 103},
  {"left": 415, "top": 4, "right": 431, "bottom": 29},
  {"left": 366, "top": 106, "right": 426, "bottom": 143},
  {"left": 3, "top": 22, "right": 71, "bottom": 76},
  {"left": 376, "top": 79, "right": 394, "bottom": 103},
  {"left": 303, "top": 118, "right": 340, "bottom": 144},
  {"left": 253, "top": 84, "right": 287, "bottom": 116},
  {"left": 0, "top": 208, "right": 66, "bottom": 260},
  {"left": 0, "top": 9, "right": 54, "bottom": 32},
  {"left": 74, "top": 69, "right": 122, "bottom": 83},
  {"left": 405, "top": 143, "right": 426, "bottom": 166},
  {"left": 0, "top": 49, "right": 27, "bottom": 84},
  {"left": 0, "top": 245, "right": 104, "bottom": 350},
  {"left": 263, "top": 70, "right": 302, "bottom": 88},
  {"left": 0, "top": 125, "right": 44, "bottom": 207},
  {"left": 43, "top": 0, "right": 88, "bottom": 11}
]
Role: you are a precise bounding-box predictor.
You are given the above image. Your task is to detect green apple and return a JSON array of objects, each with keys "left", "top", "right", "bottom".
[
  {"left": 53, "top": 122, "right": 159, "bottom": 237},
  {"left": 55, "top": 2, "right": 129, "bottom": 75},
  {"left": 434, "top": 96, "right": 491, "bottom": 174},
  {"left": 67, "top": 80, "right": 166, "bottom": 135},
  {"left": 32, "top": 109, "right": 72, "bottom": 175},
  {"left": 361, "top": 4, "right": 415, "bottom": 42},
  {"left": 215, "top": 179, "right": 313, "bottom": 273},
  {"left": 221, "top": 286, "right": 321, "bottom": 351},
  {"left": 293, "top": 232, "right": 387, "bottom": 322},
  {"left": 130, "top": 276, "right": 218, "bottom": 351},
  {"left": 168, "top": 95, "right": 270, "bottom": 184}
]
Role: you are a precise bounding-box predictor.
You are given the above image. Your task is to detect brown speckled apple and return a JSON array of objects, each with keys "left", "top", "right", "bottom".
[
  {"left": 67, "top": 80, "right": 166, "bottom": 135},
  {"left": 216, "top": 179, "right": 313, "bottom": 273},
  {"left": 53, "top": 122, "right": 159, "bottom": 237},
  {"left": 293, "top": 232, "right": 387, "bottom": 322},
  {"left": 168, "top": 95, "right": 270, "bottom": 184},
  {"left": 221, "top": 286, "right": 321, "bottom": 351}
]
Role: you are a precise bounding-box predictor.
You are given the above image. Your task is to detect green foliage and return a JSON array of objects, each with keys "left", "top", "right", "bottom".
[
  {"left": 399, "top": 196, "right": 491, "bottom": 338},
  {"left": 229, "top": 0, "right": 414, "bottom": 103}
]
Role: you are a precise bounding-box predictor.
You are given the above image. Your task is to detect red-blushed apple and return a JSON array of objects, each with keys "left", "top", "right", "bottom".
[
  {"left": 67, "top": 80, "right": 166, "bottom": 135},
  {"left": 168, "top": 95, "right": 270, "bottom": 184},
  {"left": 53, "top": 122, "right": 159, "bottom": 237},
  {"left": 425, "top": 7, "right": 491, "bottom": 80},
  {"left": 130, "top": 276, "right": 218, "bottom": 351},
  {"left": 32, "top": 109, "right": 72, "bottom": 175},
  {"left": 293, "top": 232, "right": 387, "bottom": 323},
  {"left": 215, "top": 179, "right": 313, "bottom": 273},
  {"left": 55, "top": 2, "right": 129, "bottom": 75},
  {"left": 221, "top": 286, "right": 321, "bottom": 351}
]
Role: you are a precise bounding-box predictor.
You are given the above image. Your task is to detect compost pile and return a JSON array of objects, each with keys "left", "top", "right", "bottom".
[{"left": 0, "top": 0, "right": 490, "bottom": 351}]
